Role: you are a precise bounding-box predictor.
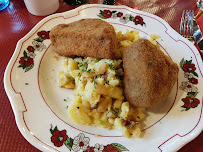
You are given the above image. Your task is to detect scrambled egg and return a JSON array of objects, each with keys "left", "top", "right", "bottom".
[{"left": 58, "top": 30, "right": 159, "bottom": 137}]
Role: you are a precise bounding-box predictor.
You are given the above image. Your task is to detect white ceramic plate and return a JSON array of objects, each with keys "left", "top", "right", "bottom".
[{"left": 4, "top": 4, "right": 203, "bottom": 152}]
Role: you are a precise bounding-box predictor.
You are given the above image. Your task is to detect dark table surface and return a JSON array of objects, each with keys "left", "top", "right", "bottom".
[{"left": 0, "top": 0, "right": 202, "bottom": 151}]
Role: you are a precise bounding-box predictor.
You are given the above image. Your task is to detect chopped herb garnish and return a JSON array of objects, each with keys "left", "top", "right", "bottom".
[
  {"left": 109, "top": 63, "right": 115, "bottom": 70},
  {"left": 66, "top": 106, "right": 69, "bottom": 109},
  {"left": 25, "top": 83, "right": 29, "bottom": 85},
  {"left": 78, "top": 72, "right": 81, "bottom": 76},
  {"left": 78, "top": 64, "right": 83, "bottom": 67},
  {"left": 146, "top": 61, "right": 152, "bottom": 68},
  {"left": 100, "top": 120, "right": 104, "bottom": 125},
  {"left": 87, "top": 69, "right": 91, "bottom": 73},
  {"left": 82, "top": 69, "right": 86, "bottom": 72},
  {"left": 64, "top": 99, "right": 67, "bottom": 101}
]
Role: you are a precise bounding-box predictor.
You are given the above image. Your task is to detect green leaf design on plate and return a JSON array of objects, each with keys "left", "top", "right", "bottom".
[
  {"left": 23, "top": 50, "right": 27, "bottom": 57},
  {"left": 18, "top": 64, "right": 26, "bottom": 69},
  {"left": 99, "top": 10, "right": 104, "bottom": 15},
  {"left": 181, "top": 105, "right": 190, "bottom": 111},
  {"left": 97, "top": 15, "right": 107, "bottom": 19},
  {"left": 64, "top": 137, "right": 74, "bottom": 151},
  {"left": 129, "top": 15, "right": 134, "bottom": 21},
  {"left": 179, "top": 58, "right": 185, "bottom": 68},
  {"left": 112, "top": 143, "right": 129, "bottom": 151},
  {"left": 50, "top": 125, "right": 58, "bottom": 134},
  {"left": 111, "top": 11, "right": 117, "bottom": 13},
  {"left": 25, "top": 63, "right": 34, "bottom": 72},
  {"left": 34, "top": 37, "right": 44, "bottom": 42},
  {"left": 192, "top": 71, "right": 198, "bottom": 77},
  {"left": 185, "top": 60, "right": 192, "bottom": 65},
  {"left": 187, "top": 92, "right": 198, "bottom": 98}
]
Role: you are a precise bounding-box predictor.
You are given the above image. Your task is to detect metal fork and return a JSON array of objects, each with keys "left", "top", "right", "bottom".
[{"left": 180, "top": 10, "right": 194, "bottom": 42}]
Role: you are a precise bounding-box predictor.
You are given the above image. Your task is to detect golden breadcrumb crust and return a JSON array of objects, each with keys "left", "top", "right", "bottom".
[
  {"left": 123, "top": 39, "right": 179, "bottom": 108},
  {"left": 50, "top": 19, "right": 120, "bottom": 59}
]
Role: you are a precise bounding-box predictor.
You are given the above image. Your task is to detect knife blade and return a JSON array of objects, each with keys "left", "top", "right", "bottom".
[{"left": 193, "top": 18, "right": 203, "bottom": 55}]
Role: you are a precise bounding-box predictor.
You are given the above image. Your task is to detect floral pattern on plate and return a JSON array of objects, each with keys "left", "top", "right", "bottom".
[
  {"left": 179, "top": 58, "right": 200, "bottom": 111},
  {"left": 97, "top": 10, "right": 146, "bottom": 26},
  {"left": 18, "top": 30, "right": 50, "bottom": 72},
  {"left": 50, "top": 125, "right": 129, "bottom": 152}
]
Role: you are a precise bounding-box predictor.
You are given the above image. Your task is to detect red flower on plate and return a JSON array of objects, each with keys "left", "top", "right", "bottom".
[
  {"left": 103, "top": 10, "right": 112, "bottom": 18},
  {"left": 182, "top": 97, "right": 200, "bottom": 109},
  {"left": 103, "top": 145, "right": 119, "bottom": 152},
  {"left": 37, "top": 30, "right": 50, "bottom": 39},
  {"left": 117, "top": 12, "right": 123, "bottom": 17},
  {"left": 182, "top": 64, "right": 196, "bottom": 73},
  {"left": 188, "top": 78, "right": 198, "bottom": 84},
  {"left": 19, "top": 57, "right": 33, "bottom": 66},
  {"left": 27, "top": 46, "right": 35, "bottom": 52},
  {"left": 133, "top": 16, "right": 144, "bottom": 25},
  {"left": 51, "top": 130, "right": 68, "bottom": 147},
  {"left": 83, "top": 146, "right": 95, "bottom": 152}
]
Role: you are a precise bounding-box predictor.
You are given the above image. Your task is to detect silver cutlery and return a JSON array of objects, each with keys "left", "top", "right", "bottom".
[
  {"left": 180, "top": 10, "right": 203, "bottom": 57},
  {"left": 180, "top": 10, "right": 194, "bottom": 42}
]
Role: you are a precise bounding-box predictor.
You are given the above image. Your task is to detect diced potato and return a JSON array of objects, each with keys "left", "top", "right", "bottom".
[
  {"left": 82, "top": 80, "right": 100, "bottom": 108},
  {"left": 114, "top": 118, "right": 130, "bottom": 137},
  {"left": 58, "top": 71, "right": 75, "bottom": 88},
  {"left": 71, "top": 69, "right": 82, "bottom": 77},
  {"left": 94, "top": 61, "right": 108, "bottom": 75},
  {"left": 108, "top": 118, "right": 115, "bottom": 124},
  {"left": 72, "top": 96, "right": 82, "bottom": 104},
  {"left": 113, "top": 100, "right": 123, "bottom": 109},
  {"left": 63, "top": 82, "right": 75, "bottom": 89},
  {"left": 108, "top": 87, "right": 124, "bottom": 100},
  {"left": 95, "top": 77, "right": 105, "bottom": 85},
  {"left": 149, "top": 34, "right": 160, "bottom": 40},
  {"left": 68, "top": 103, "right": 91, "bottom": 125},
  {"left": 97, "top": 96, "right": 112, "bottom": 112},
  {"left": 120, "top": 102, "right": 130, "bottom": 119},
  {"left": 109, "top": 79, "right": 119, "bottom": 87},
  {"left": 68, "top": 58, "right": 78, "bottom": 71},
  {"left": 120, "top": 40, "right": 132, "bottom": 47},
  {"left": 89, "top": 109, "right": 101, "bottom": 120}
]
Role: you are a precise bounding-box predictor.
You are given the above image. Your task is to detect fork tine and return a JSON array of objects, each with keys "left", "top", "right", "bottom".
[
  {"left": 190, "top": 10, "right": 194, "bottom": 35},
  {"left": 186, "top": 10, "right": 190, "bottom": 37},
  {"left": 180, "top": 10, "right": 185, "bottom": 36},
  {"left": 184, "top": 10, "right": 189, "bottom": 37}
]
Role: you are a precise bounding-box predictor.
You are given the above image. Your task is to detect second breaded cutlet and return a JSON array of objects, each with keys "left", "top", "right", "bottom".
[
  {"left": 123, "top": 39, "right": 179, "bottom": 108},
  {"left": 50, "top": 19, "right": 120, "bottom": 59}
]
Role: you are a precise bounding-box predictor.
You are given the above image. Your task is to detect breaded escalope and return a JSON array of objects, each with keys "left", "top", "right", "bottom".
[
  {"left": 123, "top": 39, "right": 179, "bottom": 108},
  {"left": 50, "top": 19, "right": 120, "bottom": 59}
]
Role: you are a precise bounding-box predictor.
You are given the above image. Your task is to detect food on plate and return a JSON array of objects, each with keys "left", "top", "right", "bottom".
[
  {"left": 51, "top": 19, "right": 178, "bottom": 137},
  {"left": 58, "top": 56, "right": 145, "bottom": 137},
  {"left": 123, "top": 39, "right": 179, "bottom": 108},
  {"left": 50, "top": 19, "right": 120, "bottom": 59}
]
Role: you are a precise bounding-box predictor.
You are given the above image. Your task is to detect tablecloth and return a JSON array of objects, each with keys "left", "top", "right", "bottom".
[{"left": 0, "top": 0, "right": 202, "bottom": 151}]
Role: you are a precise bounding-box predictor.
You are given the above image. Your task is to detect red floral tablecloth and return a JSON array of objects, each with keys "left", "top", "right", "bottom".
[{"left": 0, "top": 0, "right": 202, "bottom": 151}]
